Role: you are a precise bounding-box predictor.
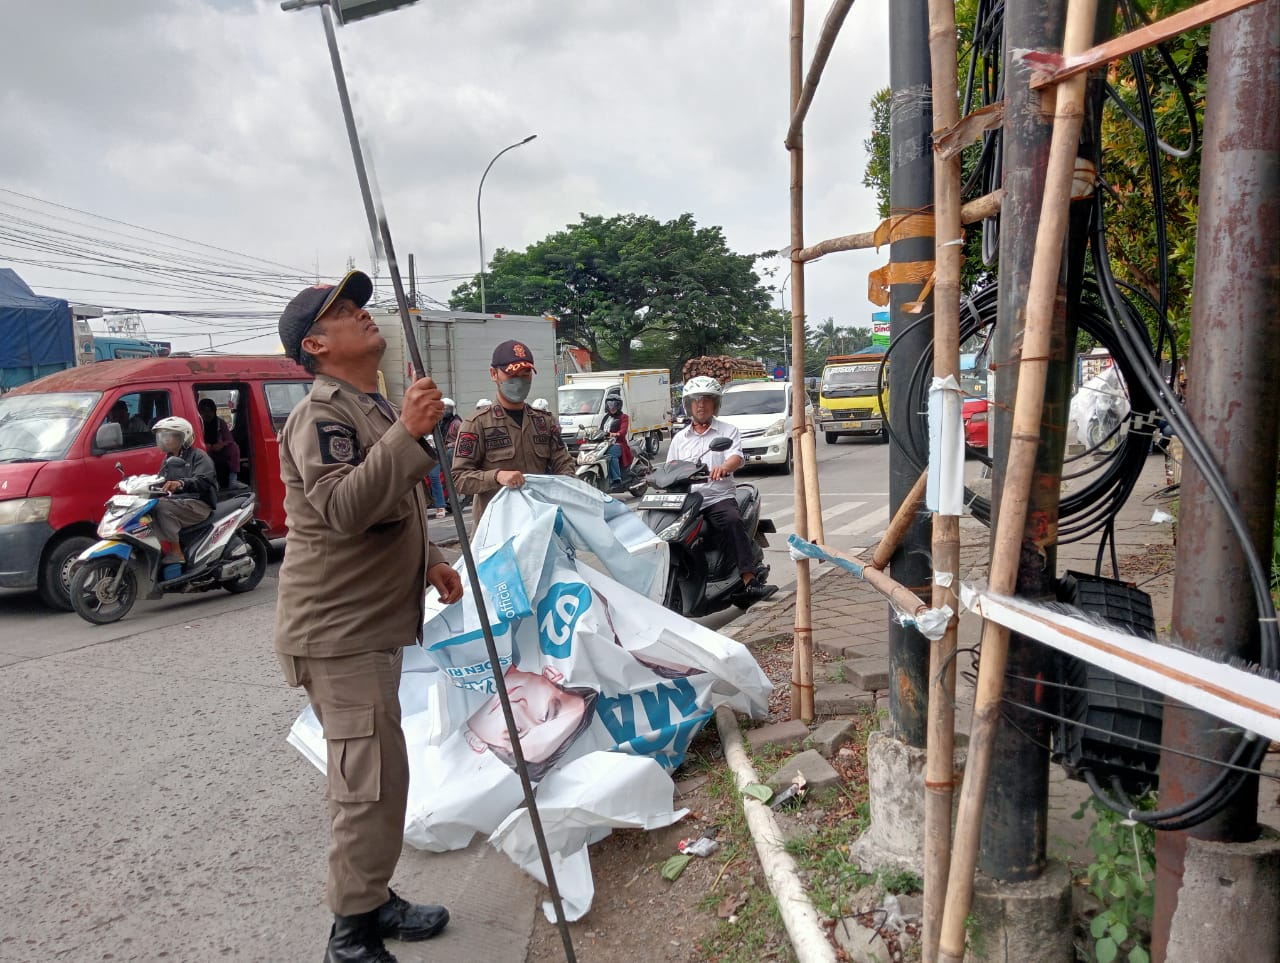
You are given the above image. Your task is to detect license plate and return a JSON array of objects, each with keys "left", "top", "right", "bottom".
[
  {"left": 840, "top": 420, "right": 863, "bottom": 430},
  {"left": 639, "top": 493, "right": 686, "bottom": 511}
]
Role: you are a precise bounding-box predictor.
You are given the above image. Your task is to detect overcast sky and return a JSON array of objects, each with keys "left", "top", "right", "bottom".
[{"left": 1, "top": 0, "right": 891, "bottom": 356}]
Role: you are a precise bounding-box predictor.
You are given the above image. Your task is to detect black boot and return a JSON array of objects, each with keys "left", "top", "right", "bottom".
[
  {"left": 375, "top": 889, "right": 450, "bottom": 942},
  {"left": 324, "top": 911, "right": 397, "bottom": 963}
]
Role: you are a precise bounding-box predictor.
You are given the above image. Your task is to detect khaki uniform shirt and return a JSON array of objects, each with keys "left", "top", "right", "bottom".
[
  {"left": 273, "top": 375, "right": 446, "bottom": 658},
  {"left": 450, "top": 403, "right": 576, "bottom": 521}
]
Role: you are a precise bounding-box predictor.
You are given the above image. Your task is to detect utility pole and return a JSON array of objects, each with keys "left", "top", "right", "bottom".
[
  {"left": 1151, "top": 5, "right": 1280, "bottom": 958},
  {"left": 886, "top": 0, "right": 934, "bottom": 746},
  {"left": 408, "top": 253, "right": 416, "bottom": 307},
  {"left": 979, "top": 0, "right": 1072, "bottom": 883}
]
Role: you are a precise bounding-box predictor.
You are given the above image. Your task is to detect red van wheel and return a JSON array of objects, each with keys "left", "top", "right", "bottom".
[{"left": 39, "top": 534, "right": 96, "bottom": 611}]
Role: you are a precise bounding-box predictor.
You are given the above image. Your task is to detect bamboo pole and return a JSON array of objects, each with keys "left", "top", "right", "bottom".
[
  {"left": 936, "top": 1, "right": 1099, "bottom": 959},
  {"left": 869, "top": 468, "right": 928, "bottom": 571},
  {"left": 794, "top": 189, "right": 1003, "bottom": 262},
  {"left": 801, "top": 427, "right": 825, "bottom": 544},
  {"left": 805, "top": 540, "right": 934, "bottom": 617},
  {"left": 784, "top": 0, "right": 857, "bottom": 150},
  {"left": 788, "top": 0, "right": 815, "bottom": 723},
  {"left": 922, "top": 0, "right": 963, "bottom": 957}
]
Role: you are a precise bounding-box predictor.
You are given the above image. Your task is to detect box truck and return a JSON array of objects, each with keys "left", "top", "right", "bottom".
[
  {"left": 374, "top": 308, "right": 558, "bottom": 413},
  {"left": 557, "top": 369, "right": 672, "bottom": 455}
]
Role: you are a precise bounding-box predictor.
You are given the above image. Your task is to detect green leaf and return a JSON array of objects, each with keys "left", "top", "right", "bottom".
[
  {"left": 1111, "top": 877, "right": 1129, "bottom": 900},
  {"left": 1097, "top": 936, "right": 1119, "bottom": 963},
  {"left": 741, "top": 784, "right": 773, "bottom": 803},
  {"left": 1091, "top": 915, "right": 1109, "bottom": 940},
  {"left": 1110, "top": 922, "right": 1129, "bottom": 945},
  {"left": 660, "top": 854, "right": 693, "bottom": 881},
  {"left": 1128, "top": 946, "right": 1151, "bottom": 963}
]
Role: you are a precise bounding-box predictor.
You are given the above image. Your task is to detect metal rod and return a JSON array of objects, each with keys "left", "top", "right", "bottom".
[{"left": 299, "top": 5, "right": 575, "bottom": 957}]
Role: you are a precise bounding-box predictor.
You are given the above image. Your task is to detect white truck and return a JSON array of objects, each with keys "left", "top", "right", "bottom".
[
  {"left": 373, "top": 308, "right": 558, "bottom": 413},
  {"left": 557, "top": 369, "right": 672, "bottom": 456}
]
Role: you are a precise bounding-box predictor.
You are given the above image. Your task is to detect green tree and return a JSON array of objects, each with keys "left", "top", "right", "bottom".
[{"left": 450, "top": 213, "right": 775, "bottom": 369}]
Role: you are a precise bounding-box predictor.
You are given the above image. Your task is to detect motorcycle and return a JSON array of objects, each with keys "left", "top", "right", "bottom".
[
  {"left": 69, "top": 460, "right": 270, "bottom": 624},
  {"left": 574, "top": 428, "right": 651, "bottom": 498},
  {"left": 636, "top": 436, "right": 776, "bottom": 617}
]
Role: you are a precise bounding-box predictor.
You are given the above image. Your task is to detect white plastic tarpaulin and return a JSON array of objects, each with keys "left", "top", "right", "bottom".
[{"left": 288, "top": 475, "right": 772, "bottom": 920}]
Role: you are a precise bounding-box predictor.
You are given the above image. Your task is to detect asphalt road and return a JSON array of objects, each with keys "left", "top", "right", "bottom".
[{"left": 0, "top": 435, "right": 899, "bottom": 961}]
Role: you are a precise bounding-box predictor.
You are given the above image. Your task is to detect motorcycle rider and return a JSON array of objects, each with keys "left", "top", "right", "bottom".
[
  {"left": 600, "top": 394, "right": 632, "bottom": 491},
  {"left": 150, "top": 416, "right": 218, "bottom": 574},
  {"left": 427, "top": 398, "right": 462, "bottom": 519},
  {"left": 666, "top": 377, "right": 776, "bottom": 605}
]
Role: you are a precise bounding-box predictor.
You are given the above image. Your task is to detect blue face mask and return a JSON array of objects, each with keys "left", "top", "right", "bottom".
[{"left": 498, "top": 376, "right": 532, "bottom": 404}]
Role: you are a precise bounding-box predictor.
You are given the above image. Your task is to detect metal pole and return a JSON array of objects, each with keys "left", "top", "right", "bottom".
[
  {"left": 476, "top": 135, "right": 537, "bottom": 312},
  {"left": 287, "top": 6, "right": 574, "bottom": 958},
  {"left": 886, "top": 0, "right": 934, "bottom": 747},
  {"left": 978, "top": 0, "right": 1072, "bottom": 882},
  {"left": 1151, "top": 3, "right": 1280, "bottom": 956}
]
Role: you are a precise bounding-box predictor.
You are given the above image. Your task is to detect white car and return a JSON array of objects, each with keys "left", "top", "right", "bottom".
[{"left": 716, "top": 380, "right": 814, "bottom": 474}]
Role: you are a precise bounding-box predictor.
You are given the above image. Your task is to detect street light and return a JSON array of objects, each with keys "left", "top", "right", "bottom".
[
  {"left": 476, "top": 134, "right": 537, "bottom": 313},
  {"left": 779, "top": 271, "right": 792, "bottom": 379}
]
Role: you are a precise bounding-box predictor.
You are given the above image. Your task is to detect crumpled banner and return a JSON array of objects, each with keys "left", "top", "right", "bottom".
[{"left": 288, "top": 475, "right": 772, "bottom": 920}]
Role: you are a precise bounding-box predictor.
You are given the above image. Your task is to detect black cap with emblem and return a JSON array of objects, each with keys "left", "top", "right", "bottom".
[
  {"left": 279, "top": 270, "right": 374, "bottom": 363},
  {"left": 491, "top": 339, "right": 537, "bottom": 373}
]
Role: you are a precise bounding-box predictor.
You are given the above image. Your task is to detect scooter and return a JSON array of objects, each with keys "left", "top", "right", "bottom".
[
  {"left": 574, "top": 428, "right": 651, "bottom": 498},
  {"left": 69, "top": 460, "right": 270, "bottom": 624},
  {"left": 636, "top": 436, "right": 776, "bottom": 617}
]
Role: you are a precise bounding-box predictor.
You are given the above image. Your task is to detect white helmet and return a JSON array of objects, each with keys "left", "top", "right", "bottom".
[
  {"left": 531, "top": 397, "right": 549, "bottom": 411},
  {"left": 682, "top": 376, "right": 723, "bottom": 414},
  {"left": 152, "top": 416, "right": 194, "bottom": 448},
  {"left": 476, "top": 398, "right": 492, "bottom": 409},
  {"left": 442, "top": 397, "right": 456, "bottom": 409}
]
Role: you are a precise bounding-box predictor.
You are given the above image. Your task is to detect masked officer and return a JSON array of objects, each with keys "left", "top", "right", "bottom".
[
  {"left": 450, "top": 340, "right": 575, "bottom": 522},
  {"left": 273, "top": 270, "right": 465, "bottom": 963}
]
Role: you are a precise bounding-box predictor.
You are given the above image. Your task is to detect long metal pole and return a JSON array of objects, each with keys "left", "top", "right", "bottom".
[
  {"left": 476, "top": 135, "right": 537, "bottom": 312},
  {"left": 886, "top": 0, "right": 935, "bottom": 748},
  {"left": 1151, "top": 3, "right": 1280, "bottom": 957},
  {"left": 299, "top": 8, "right": 575, "bottom": 959}
]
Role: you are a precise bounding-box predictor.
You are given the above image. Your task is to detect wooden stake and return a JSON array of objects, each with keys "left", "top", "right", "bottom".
[
  {"left": 936, "top": 1, "right": 1100, "bottom": 959},
  {"left": 869, "top": 468, "right": 928, "bottom": 571},
  {"left": 922, "top": 0, "right": 964, "bottom": 956},
  {"left": 788, "top": 0, "right": 815, "bottom": 723}
]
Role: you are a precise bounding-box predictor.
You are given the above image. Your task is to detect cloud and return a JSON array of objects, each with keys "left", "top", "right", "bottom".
[{"left": 1, "top": 0, "right": 892, "bottom": 352}]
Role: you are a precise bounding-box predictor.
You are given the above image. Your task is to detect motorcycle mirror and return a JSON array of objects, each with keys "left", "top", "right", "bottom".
[{"left": 708, "top": 437, "right": 733, "bottom": 452}]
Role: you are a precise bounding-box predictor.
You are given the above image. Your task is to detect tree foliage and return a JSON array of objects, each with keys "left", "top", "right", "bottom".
[{"left": 449, "top": 213, "right": 776, "bottom": 370}]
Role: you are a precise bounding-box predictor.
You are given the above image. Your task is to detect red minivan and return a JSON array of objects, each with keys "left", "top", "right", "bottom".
[{"left": 0, "top": 355, "right": 312, "bottom": 610}]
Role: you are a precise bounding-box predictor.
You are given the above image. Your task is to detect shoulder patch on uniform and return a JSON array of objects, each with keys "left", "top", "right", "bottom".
[
  {"left": 484, "top": 427, "right": 513, "bottom": 450},
  {"left": 456, "top": 431, "right": 479, "bottom": 458},
  {"left": 316, "top": 420, "right": 360, "bottom": 465}
]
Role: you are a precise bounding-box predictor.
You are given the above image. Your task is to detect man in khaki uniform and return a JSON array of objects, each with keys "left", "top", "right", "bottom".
[
  {"left": 274, "top": 270, "right": 464, "bottom": 963},
  {"left": 451, "top": 339, "right": 576, "bottom": 522}
]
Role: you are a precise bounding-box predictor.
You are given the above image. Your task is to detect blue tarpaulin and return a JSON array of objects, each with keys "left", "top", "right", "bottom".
[{"left": 0, "top": 269, "right": 74, "bottom": 389}]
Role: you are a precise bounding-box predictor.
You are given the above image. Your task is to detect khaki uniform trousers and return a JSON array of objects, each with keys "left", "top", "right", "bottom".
[{"left": 280, "top": 648, "right": 408, "bottom": 916}]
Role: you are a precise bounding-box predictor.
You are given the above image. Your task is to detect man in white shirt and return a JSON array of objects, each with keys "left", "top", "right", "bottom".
[{"left": 667, "top": 376, "right": 776, "bottom": 604}]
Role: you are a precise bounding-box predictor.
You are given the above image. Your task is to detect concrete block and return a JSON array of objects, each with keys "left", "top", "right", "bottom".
[
  {"left": 745, "top": 719, "right": 809, "bottom": 754},
  {"left": 806, "top": 718, "right": 856, "bottom": 758},
  {"left": 674, "top": 774, "right": 709, "bottom": 797},
  {"left": 845, "top": 657, "right": 890, "bottom": 691},
  {"left": 765, "top": 749, "right": 841, "bottom": 798},
  {"left": 815, "top": 683, "right": 875, "bottom": 715},
  {"left": 969, "top": 860, "right": 1074, "bottom": 963},
  {"left": 1166, "top": 826, "right": 1280, "bottom": 963}
]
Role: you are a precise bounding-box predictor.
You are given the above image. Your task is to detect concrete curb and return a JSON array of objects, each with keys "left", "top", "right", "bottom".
[{"left": 715, "top": 705, "right": 837, "bottom": 963}]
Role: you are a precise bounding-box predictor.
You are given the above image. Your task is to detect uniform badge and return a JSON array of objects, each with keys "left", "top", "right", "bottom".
[
  {"left": 484, "top": 427, "right": 513, "bottom": 450},
  {"left": 456, "top": 431, "right": 479, "bottom": 458},
  {"left": 316, "top": 421, "right": 360, "bottom": 465}
]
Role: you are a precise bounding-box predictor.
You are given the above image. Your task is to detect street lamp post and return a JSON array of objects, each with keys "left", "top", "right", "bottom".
[
  {"left": 476, "top": 135, "right": 537, "bottom": 312},
  {"left": 779, "top": 272, "right": 792, "bottom": 378}
]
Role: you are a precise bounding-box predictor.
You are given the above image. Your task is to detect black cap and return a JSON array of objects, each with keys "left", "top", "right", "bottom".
[
  {"left": 278, "top": 270, "right": 374, "bottom": 363},
  {"left": 491, "top": 339, "right": 537, "bottom": 373}
]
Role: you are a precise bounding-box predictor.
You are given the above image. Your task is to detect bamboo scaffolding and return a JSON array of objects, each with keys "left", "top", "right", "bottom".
[
  {"left": 1028, "top": 0, "right": 1267, "bottom": 88},
  {"left": 922, "top": 0, "right": 964, "bottom": 957},
  {"left": 935, "top": 0, "right": 1100, "bottom": 959},
  {"left": 801, "top": 540, "right": 934, "bottom": 617},
  {"left": 788, "top": 0, "right": 815, "bottom": 723},
  {"left": 784, "top": 0, "right": 857, "bottom": 150},
  {"left": 795, "top": 189, "right": 1003, "bottom": 262},
  {"left": 869, "top": 468, "right": 928, "bottom": 571}
]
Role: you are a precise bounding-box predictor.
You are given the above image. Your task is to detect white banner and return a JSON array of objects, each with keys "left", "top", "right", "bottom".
[{"left": 289, "top": 475, "right": 772, "bottom": 920}]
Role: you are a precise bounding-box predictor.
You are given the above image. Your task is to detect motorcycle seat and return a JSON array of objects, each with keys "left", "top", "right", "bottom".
[{"left": 734, "top": 485, "right": 756, "bottom": 516}]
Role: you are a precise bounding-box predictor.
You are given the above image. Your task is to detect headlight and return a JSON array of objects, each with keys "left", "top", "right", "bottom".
[
  {"left": 819, "top": 407, "right": 832, "bottom": 420},
  {"left": 764, "top": 418, "right": 785, "bottom": 436},
  {"left": 0, "top": 496, "right": 52, "bottom": 526}
]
